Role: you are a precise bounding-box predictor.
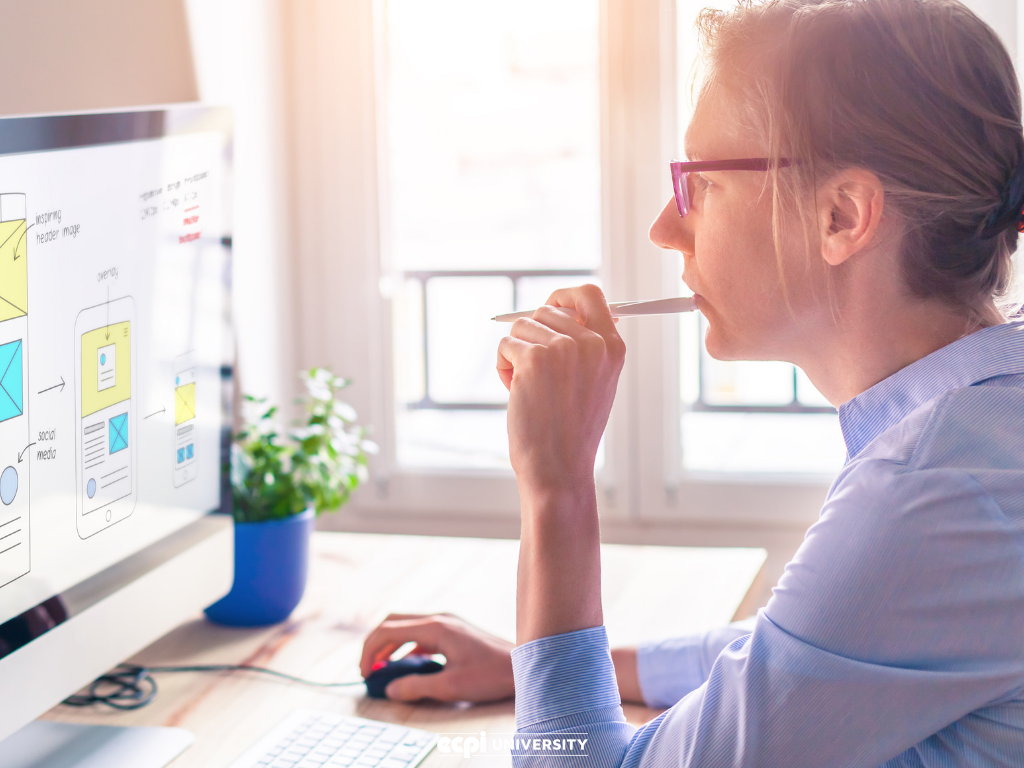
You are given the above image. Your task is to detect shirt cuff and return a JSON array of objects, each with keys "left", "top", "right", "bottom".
[{"left": 512, "top": 626, "right": 622, "bottom": 729}]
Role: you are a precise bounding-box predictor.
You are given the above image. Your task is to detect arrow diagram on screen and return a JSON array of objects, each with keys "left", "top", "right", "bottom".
[
  {"left": 18, "top": 443, "right": 35, "bottom": 462},
  {"left": 0, "top": 220, "right": 30, "bottom": 260},
  {"left": 144, "top": 407, "right": 166, "bottom": 420},
  {"left": 37, "top": 376, "right": 65, "bottom": 394},
  {"left": 13, "top": 222, "right": 33, "bottom": 260}
]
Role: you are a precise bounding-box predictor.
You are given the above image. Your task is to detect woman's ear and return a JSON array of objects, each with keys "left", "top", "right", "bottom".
[{"left": 818, "top": 169, "right": 885, "bottom": 266}]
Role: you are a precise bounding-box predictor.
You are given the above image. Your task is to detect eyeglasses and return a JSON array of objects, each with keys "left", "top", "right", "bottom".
[{"left": 670, "top": 158, "right": 793, "bottom": 217}]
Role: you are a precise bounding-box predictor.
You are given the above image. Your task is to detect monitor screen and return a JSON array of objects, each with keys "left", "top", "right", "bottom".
[{"left": 0, "top": 107, "right": 231, "bottom": 634}]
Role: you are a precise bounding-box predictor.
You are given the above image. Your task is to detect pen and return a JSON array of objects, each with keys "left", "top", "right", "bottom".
[{"left": 491, "top": 296, "right": 697, "bottom": 322}]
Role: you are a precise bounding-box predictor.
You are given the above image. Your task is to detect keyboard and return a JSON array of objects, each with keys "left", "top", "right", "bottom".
[{"left": 227, "top": 709, "right": 438, "bottom": 768}]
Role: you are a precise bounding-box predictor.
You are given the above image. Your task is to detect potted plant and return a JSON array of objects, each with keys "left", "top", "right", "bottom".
[{"left": 205, "top": 368, "right": 376, "bottom": 627}]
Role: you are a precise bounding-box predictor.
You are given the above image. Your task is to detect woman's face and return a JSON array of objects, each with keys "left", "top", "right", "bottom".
[{"left": 650, "top": 85, "right": 822, "bottom": 363}]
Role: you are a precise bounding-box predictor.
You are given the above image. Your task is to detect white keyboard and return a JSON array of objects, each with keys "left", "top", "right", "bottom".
[{"left": 227, "top": 709, "right": 438, "bottom": 768}]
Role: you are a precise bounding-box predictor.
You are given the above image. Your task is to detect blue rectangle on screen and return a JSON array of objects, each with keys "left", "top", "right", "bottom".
[
  {"left": 109, "top": 412, "right": 128, "bottom": 454},
  {"left": 0, "top": 339, "right": 23, "bottom": 423}
]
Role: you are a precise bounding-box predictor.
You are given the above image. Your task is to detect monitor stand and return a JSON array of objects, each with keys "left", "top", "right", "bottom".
[{"left": 0, "top": 720, "right": 194, "bottom": 768}]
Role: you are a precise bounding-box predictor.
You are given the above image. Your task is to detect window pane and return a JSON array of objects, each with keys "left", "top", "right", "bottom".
[
  {"left": 515, "top": 275, "right": 602, "bottom": 312},
  {"left": 397, "top": 410, "right": 511, "bottom": 470},
  {"left": 701, "top": 358, "right": 795, "bottom": 406},
  {"left": 700, "top": 313, "right": 794, "bottom": 406},
  {"left": 679, "top": 288, "right": 845, "bottom": 474},
  {"left": 682, "top": 412, "right": 847, "bottom": 474},
  {"left": 385, "top": 0, "right": 600, "bottom": 271},
  {"left": 396, "top": 410, "right": 604, "bottom": 472},
  {"left": 796, "top": 367, "right": 832, "bottom": 407},
  {"left": 391, "top": 278, "right": 425, "bottom": 404},
  {"left": 382, "top": 0, "right": 600, "bottom": 469},
  {"left": 426, "top": 277, "right": 512, "bottom": 404}
]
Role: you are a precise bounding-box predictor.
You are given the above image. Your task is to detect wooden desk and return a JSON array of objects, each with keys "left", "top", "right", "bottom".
[{"left": 42, "top": 532, "right": 766, "bottom": 767}]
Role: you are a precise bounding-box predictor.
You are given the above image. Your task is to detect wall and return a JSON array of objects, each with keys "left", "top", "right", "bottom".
[{"left": 0, "top": 0, "right": 197, "bottom": 115}]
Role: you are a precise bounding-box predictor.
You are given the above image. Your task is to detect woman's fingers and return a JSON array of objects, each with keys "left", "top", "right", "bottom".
[
  {"left": 365, "top": 642, "right": 405, "bottom": 675},
  {"left": 496, "top": 334, "right": 533, "bottom": 391},
  {"left": 513, "top": 311, "right": 585, "bottom": 343},
  {"left": 496, "top": 284, "right": 621, "bottom": 392},
  {"left": 359, "top": 618, "right": 444, "bottom": 677},
  {"left": 496, "top": 361, "right": 513, "bottom": 391},
  {"left": 546, "top": 284, "right": 619, "bottom": 339},
  {"left": 361, "top": 614, "right": 515, "bottom": 704},
  {"left": 500, "top": 312, "right": 621, "bottom": 389},
  {"left": 496, "top": 282, "right": 626, "bottom": 493}
]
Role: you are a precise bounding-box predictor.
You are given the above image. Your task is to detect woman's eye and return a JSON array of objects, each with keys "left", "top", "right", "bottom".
[{"left": 692, "top": 173, "right": 712, "bottom": 193}]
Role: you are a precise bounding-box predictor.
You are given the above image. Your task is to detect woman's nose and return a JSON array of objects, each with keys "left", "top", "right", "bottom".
[{"left": 649, "top": 196, "right": 695, "bottom": 255}]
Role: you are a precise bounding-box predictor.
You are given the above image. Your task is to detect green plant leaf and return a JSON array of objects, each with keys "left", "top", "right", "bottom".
[{"left": 230, "top": 367, "right": 374, "bottom": 522}]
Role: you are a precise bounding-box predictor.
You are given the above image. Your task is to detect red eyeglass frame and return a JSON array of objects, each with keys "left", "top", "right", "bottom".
[{"left": 670, "top": 158, "right": 793, "bottom": 217}]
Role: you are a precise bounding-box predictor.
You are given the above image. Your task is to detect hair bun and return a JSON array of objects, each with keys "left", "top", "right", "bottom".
[{"left": 981, "top": 161, "right": 1024, "bottom": 238}]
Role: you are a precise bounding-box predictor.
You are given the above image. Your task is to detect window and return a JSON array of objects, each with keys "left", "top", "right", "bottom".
[
  {"left": 302, "top": 0, "right": 858, "bottom": 525},
  {"left": 290, "top": 0, "right": 1020, "bottom": 528},
  {"left": 364, "top": 0, "right": 842, "bottom": 523},
  {"left": 379, "top": 0, "right": 601, "bottom": 470}
]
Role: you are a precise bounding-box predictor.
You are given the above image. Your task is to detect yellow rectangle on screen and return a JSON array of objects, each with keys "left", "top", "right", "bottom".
[
  {"left": 175, "top": 382, "right": 196, "bottom": 425},
  {"left": 0, "top": 219, "right": 27, "bottom": 322},
  {"left": 81, "top": 321, "right": 131, "bottom": 418}
]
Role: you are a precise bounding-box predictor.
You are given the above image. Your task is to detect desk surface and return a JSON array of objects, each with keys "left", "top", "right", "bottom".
[{"left": 43, "top": 532, "right": 766, "bottom": 767}]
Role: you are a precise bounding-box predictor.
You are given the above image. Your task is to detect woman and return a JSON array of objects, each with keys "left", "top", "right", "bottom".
[{"left": 361, "top": 0, "right": 1024, "bottom": 764}]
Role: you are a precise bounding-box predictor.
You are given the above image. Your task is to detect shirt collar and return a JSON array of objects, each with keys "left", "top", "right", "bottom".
[{"left": 838, "top": 320, "right": 1024, "bottom": 459}]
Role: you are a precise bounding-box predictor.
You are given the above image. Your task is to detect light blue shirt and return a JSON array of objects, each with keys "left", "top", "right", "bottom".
[{"left": 512, "top": 321, "right": 1024, "bottom": 768}]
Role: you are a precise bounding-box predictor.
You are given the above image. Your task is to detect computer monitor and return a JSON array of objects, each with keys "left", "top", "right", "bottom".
[{"left": 0, "top": 106, "right": 234, "bottom": 764}]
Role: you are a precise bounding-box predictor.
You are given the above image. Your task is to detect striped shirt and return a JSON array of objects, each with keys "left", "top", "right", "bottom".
[{"left": 512, "top": 320, "right": 1024, "bottom": 767}]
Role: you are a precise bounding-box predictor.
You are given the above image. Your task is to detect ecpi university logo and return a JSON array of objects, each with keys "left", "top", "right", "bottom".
[{"left": 436, "top": 732, "right": 589, "bottom": 759}]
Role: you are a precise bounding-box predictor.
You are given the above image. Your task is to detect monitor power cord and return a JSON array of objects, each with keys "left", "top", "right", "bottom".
[{"left": 62, "top": 663, "right": 364, "bottom": 711}]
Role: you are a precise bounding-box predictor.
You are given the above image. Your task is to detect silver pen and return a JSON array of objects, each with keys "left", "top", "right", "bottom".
[{"left": 492, "top": 296, "right": 697, "bottom": 322}]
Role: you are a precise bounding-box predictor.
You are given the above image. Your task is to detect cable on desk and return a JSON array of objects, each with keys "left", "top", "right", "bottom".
[
  {"left": 63, "top": 665, "right": 158, "bottom": 711},
  {"left": 62, "top": 664, "right": 364, "bottom": 711}
]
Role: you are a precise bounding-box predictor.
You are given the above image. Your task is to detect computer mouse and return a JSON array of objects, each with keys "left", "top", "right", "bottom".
[{"left": 365, "top": 655, "right": 445, "bottom": 699}]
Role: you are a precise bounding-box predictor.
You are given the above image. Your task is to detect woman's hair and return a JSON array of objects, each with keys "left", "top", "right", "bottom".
[{"left": 697, "top": 0, "right": 1024, "bottom": 318}]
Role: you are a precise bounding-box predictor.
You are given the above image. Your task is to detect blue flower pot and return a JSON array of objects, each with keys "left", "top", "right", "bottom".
[{"left": 204, "top": 508, "right": 315, "bottom": 627}]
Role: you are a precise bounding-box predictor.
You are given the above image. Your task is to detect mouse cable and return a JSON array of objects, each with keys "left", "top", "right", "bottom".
[{"left": 62, "top": 663, "right": 364, "bottom": 711}]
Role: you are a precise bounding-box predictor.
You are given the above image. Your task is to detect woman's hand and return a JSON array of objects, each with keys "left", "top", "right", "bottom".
[
  {"left": 359, "top": 613, "right": 515, "bottom": 703},
  {"left": 496, "top": 285, "right": 626, "bottom": 644},
  {"left": 496, "top": 284, "right": 626, "bottom": 495}
]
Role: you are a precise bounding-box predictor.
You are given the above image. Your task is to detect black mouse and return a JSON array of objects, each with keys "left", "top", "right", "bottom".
[{"left": 365, "top": 655, "right": 445, "bottom": 699}]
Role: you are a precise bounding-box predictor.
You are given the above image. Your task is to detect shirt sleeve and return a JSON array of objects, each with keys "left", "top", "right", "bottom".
[
  {"left": 636, "top": 618, "right": 756, "bottom": 708},
  {"left": 511, "top": 626, "right": 652, "bottom": 768},
  {"left": 510, "top": 462, "right": 1024, "bottom": 768}
]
